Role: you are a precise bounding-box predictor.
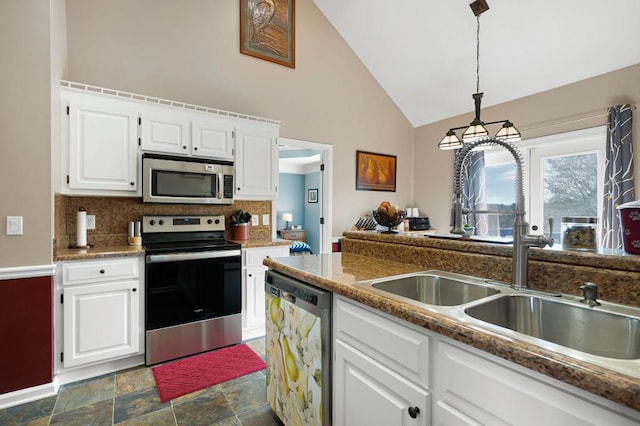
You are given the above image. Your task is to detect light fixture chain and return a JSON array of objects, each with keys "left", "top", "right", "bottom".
[{"left": 476, "top": 16, "right": 480, "bottom": 93}]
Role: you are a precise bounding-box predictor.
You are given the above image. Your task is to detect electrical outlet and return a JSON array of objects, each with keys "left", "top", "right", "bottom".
[
  {"left": 251, "top": 215, "right": 259, "bottom": 226},
  {"left": 86, "top": 215, "right": 96, "bottom": 230},
  {"left": 262, "top": 214, "right": 270, "bottom": 226}
]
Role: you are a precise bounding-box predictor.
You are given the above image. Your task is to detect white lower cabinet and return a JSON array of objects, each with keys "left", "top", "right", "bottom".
[
  {"left": 334, "top": 296, "right": 431, "bottom": 426},
  {"left": 432, "top": 340, "right": 639, "bottom": 426},
  {"left": 58, "top": 257, "right": 144, "bottom": 369},
  {"left": 242, "top": 246, "right": 289, "bottom": 340},
  {"left": 335, "top": 341, "right": 430, "bottom": 426},
  {"left": 333, "top": 295, "right": 640, "bottom": 426}
]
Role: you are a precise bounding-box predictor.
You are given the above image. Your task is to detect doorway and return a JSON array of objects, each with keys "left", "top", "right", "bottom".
[{"left": 273, "top": 137, "right": 333, "bottom": 254}]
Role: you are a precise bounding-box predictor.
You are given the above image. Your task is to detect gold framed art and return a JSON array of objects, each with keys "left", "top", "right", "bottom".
[
  {"left": 240, "top": 0, "right": 295, "bottom": 68},
  {"left": 356, "top": 150, "right": 397, "bottom": 192}
]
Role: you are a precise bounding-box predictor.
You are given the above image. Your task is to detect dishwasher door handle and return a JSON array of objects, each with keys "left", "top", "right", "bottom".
[{"left": 282, "top": 292, "right": 296, "bottom": 304}]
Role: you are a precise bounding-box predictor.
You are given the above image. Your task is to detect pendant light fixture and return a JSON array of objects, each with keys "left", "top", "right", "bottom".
[{"left": 438, "top": 0, "right": 521, "bottom": 150}]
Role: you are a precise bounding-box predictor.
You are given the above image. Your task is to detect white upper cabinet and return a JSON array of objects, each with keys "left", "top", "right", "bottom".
[
  {"left": 140, "top": 106, "right": 234, "bottom": 160},
  {"left": 191, "top": 114, "right": 235, "bottom": 159},
  {"left": 64, "top": 90, "right": 139, "bottom": 195},
  {"left": 60, "top": 82, "right": 280, "bottom": 199},
  {"left": 234, "top": 122, "right": 279, "bottom": 200},
  {"left": 140, "top": 105, "right": 191, "bottom": 156}
]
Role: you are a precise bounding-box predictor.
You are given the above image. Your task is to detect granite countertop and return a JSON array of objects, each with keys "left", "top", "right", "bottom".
[
  {"left": 54, "top": 237, "right": 290, "bottom": 261},
  {"left": 343, "top": 230, "right": 640, "bottom": 271},
  {"left": 227, "top": 238, "right": 292, "bottom": 248},
  {"left": 263, "top": 252, "right": 640, "bottom": 412},
  {"left": 55, "top": 244, "right": 145, "bottom": 261}
]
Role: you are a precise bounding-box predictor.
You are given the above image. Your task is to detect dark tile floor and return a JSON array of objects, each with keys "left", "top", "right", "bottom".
[{"left": 0, "top": 338, "right": 284, "bottom": 426}]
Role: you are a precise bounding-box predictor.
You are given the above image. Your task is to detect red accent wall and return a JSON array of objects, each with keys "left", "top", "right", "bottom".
[{"left": 0, "top": 276, "right": 53, "bottom": 394}]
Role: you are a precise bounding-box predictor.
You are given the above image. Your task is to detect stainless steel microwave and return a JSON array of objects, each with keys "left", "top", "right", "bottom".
[{"left": 142, "top": 153, "right": 234, "bottom": 204}]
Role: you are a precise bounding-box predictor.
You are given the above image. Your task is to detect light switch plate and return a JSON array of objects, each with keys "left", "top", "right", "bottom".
[
  {"left": 6, "top": 216, "right": 23, "bottom": 235},
  {"left": 262, "top": 214, "right": 270, "bottom": 226},
  {"left": 251, "top": 215, "right": 259, "bottom": 226}
]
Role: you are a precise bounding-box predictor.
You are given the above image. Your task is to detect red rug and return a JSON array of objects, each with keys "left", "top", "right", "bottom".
[{"left": 152, "top": 344, "right": 266, "bottom": 402}]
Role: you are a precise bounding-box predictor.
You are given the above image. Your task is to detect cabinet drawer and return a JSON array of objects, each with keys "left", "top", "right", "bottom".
[
  {"left": 280, "top": 230, "right": 306, "bottom": 241},
  {"left": 62, "top": 258, "right": 139, "bottom": 285},
  {"left": 243, "top": 246, "right": 290, "bottom": 267},
  {"left": 335, "top": 297, "right": 430, "bottom": 385}
]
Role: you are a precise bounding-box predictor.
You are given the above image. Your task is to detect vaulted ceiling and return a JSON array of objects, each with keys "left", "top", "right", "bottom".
[{"left": 312, "top": 0, "right": 640, "bottom": 127}]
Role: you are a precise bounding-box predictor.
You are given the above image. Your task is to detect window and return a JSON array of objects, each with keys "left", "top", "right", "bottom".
[{"left": 484, "top": 127, "right": 606, "bottom": 243}]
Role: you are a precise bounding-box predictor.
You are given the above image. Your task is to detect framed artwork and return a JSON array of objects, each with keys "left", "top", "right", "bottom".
[
  {"left": 240, "top": 0, "right": 295, "bottom": 68},
  {"left": 356, "top": 150, "right": 397, "bottom": 192},
  {"left": 308, "top": 188, "right": 318, "bottom": 203}
]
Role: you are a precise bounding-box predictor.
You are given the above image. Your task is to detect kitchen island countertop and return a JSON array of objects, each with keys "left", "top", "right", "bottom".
[{"left": 263, "top": 252, "right": 640, "bottom": 412}]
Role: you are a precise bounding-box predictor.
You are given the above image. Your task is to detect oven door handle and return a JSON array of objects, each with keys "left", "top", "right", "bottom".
[{"left": 147, "top": 250, "right": 241, "bottom": 263}]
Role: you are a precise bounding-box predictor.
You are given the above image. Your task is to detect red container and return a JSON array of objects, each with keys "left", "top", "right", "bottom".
[
  {"left": 232, "top": 223, "right": 249, "bottom": 240},
  {"left": 618, "top": 201, "right": 640, "bottom": 254}
]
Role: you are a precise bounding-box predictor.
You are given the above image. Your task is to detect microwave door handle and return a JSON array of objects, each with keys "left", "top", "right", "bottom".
[{"left": 217, "top": 172, "right": 223, "bottom": 200}]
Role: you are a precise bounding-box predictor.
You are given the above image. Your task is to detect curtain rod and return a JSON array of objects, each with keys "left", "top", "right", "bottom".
[{"left": 521, "top": 105, "right": 637, "bottom": 134}]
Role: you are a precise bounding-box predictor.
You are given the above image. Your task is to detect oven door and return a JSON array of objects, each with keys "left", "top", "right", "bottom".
[{"left": 145, "top": 249, "right": 241, "bottom": 331}]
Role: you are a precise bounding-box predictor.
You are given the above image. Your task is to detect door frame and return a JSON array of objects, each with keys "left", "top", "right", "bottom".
[{"left": 274, "top": 137, "right": 333, "bottom": 254}]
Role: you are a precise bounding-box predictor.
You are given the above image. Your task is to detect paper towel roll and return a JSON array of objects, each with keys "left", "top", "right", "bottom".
[{"left": 77, "top": 208, "right": 87, "bottom": 247}]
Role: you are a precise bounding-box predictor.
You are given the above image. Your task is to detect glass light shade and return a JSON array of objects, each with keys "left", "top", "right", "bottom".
[
  {"left": 282, "top": 213, "right": 293, "bottom": 222},
  {"left": 438, "top": 130, "right": 463, "bottom": 150},
  {"left": 495, "top": 121, "right": 522, "bottom": 141},
  {"left": 462, "top": 122, "right": 489, "bottom": 142}
]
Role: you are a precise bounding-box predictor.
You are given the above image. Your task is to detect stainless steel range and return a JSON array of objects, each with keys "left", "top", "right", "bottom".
[{"left": 142, "top": 215, "right": 242, "bottom": 365}]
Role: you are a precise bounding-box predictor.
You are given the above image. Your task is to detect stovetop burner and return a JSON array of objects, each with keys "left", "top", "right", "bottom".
[{"left": 142, "top": 214, "right": 241, "bottom": 253}]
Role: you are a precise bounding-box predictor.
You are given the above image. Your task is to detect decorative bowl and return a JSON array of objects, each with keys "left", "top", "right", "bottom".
[{"left": 372, "top": 209, "right": 406, "bottom": 234}]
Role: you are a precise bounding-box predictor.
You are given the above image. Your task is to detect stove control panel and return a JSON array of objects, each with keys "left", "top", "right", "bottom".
[{"left": 143, "top": 215, "right": 225, "bottom": 233}]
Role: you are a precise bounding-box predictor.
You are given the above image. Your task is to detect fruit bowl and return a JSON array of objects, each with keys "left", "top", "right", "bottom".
[{"left": 372, "top": 209, "right": 406, "bottom": 234}]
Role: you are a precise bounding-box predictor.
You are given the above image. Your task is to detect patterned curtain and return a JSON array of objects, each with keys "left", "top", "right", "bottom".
[
  {"left": 460, "top": 150, "right": 489, "bottom": 235},
  {"left": 601, "top": 104, "right": 634, "bottom": 249}
]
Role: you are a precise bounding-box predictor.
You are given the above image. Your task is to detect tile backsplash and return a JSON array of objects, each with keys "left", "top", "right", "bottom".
[{"left": 54, "top": 194, "right": 272, "bottom": 249}]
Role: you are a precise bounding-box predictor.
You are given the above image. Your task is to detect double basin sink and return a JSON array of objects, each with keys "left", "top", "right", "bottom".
[{"left": 354, "top": 271, "right": 640, "bottom": 377}]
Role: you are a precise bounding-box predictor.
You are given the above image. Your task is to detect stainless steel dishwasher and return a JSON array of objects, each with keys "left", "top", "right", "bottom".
[{"left": 265, "top": 270, "right": 332, "bottom": 426}]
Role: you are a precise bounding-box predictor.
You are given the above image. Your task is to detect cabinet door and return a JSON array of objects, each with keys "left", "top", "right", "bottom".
[
  {"left": 63, "top": 280, "right": 139, "bottom": 368},
  {"left": 68, "top": 99, "right": 138, "bottom": 192},
  {"left": 242, "top": 246, "right": 289, "bottom": 340},
  {"left": 244, "top": 265, "right": 267, "bottom": 331},
  {"left": 433, "top": 341, "right": 639, "bottom": 426},
  {"left": 334, "top": 340, "right": 430, "bottom": 426},
  {"left": 192, "top": 115, "right": 235, "bottom": 159},
  {"left": 235, "top": 123, "right": 279, "bottom": 199},
  {"left": 140, "top": 106, "right": 191, "bottom": 155}
]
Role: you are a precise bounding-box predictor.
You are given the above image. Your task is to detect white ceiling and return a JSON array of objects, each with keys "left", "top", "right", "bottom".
[{"left": 312, "top": 0, "right": 640, "bottom": 128}]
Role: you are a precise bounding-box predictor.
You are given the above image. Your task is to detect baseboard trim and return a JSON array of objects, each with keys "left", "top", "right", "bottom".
[{"left": 0, "top": 382, "right": 57, "bottom": 410}]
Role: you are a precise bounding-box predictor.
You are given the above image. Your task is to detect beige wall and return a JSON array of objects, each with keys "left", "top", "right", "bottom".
[
  {"left": 64, "top": 0, "right": 416, "bottom": 237},
  {"left": 415, "top": 64, "right": 640, "bottom": 231},
  {"left": 2, "top": 1, "right": 637, "bottom": 268},
  {"left": 0, "top": 0, "right": 53, "bottom": 268}
]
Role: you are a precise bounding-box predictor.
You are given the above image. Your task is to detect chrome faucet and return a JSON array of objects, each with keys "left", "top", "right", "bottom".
[{"left": 451, "top": 136, "right": 554, "bottom": 290}]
